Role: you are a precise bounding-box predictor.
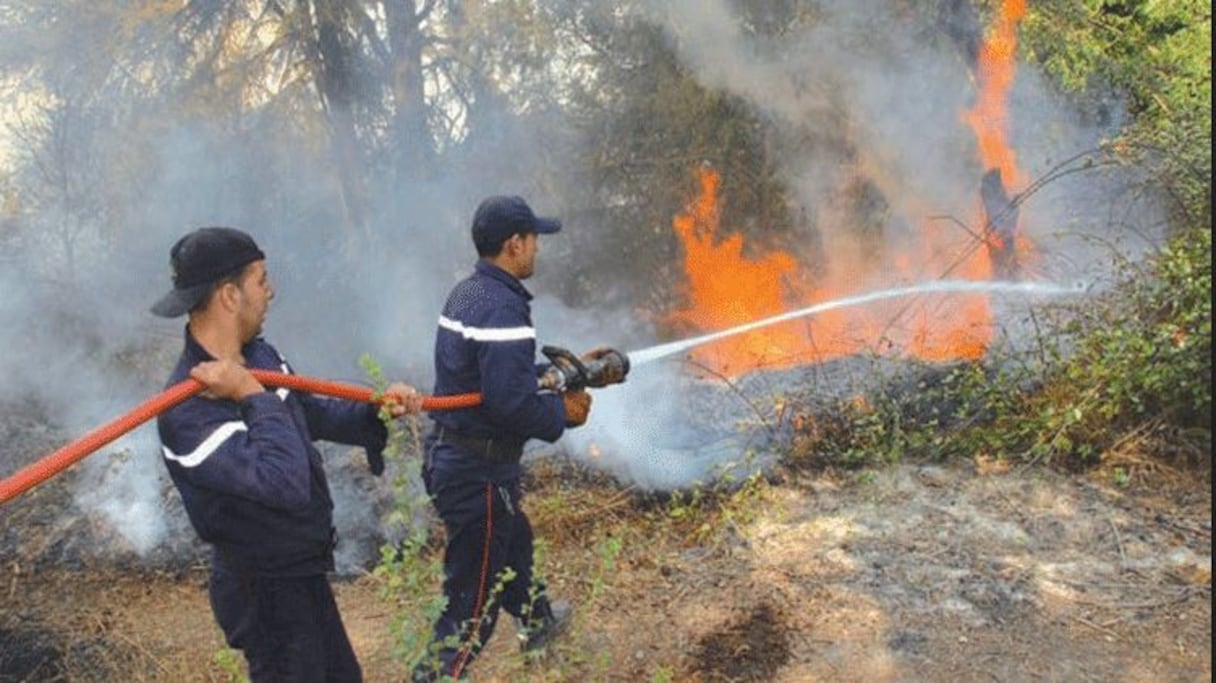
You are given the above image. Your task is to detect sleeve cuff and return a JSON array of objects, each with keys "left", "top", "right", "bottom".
[
  {"left": 238, "top": 392, "right": 284, "bottom": 418},
  {"left": 364, "top": 406, "right": 389, "bottom": 475}
]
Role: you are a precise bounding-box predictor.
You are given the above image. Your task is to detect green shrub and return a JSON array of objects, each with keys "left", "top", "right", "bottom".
[{"left": 1027, "top": 225, "right": 1211, "bottom": 464}]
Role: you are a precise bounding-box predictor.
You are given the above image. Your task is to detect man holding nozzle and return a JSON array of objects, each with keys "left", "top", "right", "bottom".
[{"left": 412, "top": 196, "right": 625, "bottom": 681}]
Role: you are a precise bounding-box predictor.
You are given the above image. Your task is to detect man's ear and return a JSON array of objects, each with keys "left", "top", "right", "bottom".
[
  {"left": 217, "top": 281, "right": 241, "bottom": 312},
  {"left": 503, "top": 233, "right": 522, "bottom": 257}
]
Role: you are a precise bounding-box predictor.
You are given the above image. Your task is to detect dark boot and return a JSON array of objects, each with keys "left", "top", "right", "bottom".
[{"left": 518, "top": 598, "right": 572, "bottom": 653}]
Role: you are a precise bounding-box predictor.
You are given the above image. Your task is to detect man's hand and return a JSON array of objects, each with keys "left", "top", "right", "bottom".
[
  {"left": 381, "top": 382, "right": 424, "bottom": 417},
  {"left": 579, "top": 346, "right": 612, "bottom": 363},
  {"left": 368, "top": 383, "right": 421, "bottom": 476},
  {"left": 190, "top": 360, "right": 264, "bottom": 401},
  {"left": 579, "top": 346, "right": 627, "bottom": 386},
  {"left": 562, "top": 390, "right": 592, "bottom": 428}
]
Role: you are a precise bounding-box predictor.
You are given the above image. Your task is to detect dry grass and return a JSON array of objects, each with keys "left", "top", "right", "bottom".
[{"left": 3, "top": 453, "right": 1211, "bottom": 682}]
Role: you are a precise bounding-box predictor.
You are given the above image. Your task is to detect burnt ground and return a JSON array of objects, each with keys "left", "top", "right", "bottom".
[
  {"left": 1, "top": 371, "right": 1212, "bottom": 683},
  {"left": 549, "top": 459, "right": 1211, "bottom": 683},
  {"left": 2, "top": 449, "right": 1210, "bottom": 682}
]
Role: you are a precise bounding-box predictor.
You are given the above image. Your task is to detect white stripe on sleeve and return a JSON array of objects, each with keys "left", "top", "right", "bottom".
[
  {"left": 276, "top": 363, "right": 291, "bottom": 400},
  {"left": 438, "top": 315, "right": 535, "bottom": 342},
  {"left": 162, "top": 421, "right": 248, "bottom": 468}
]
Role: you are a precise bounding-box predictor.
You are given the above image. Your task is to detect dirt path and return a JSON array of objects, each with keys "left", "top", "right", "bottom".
[
  {"left": 623, "top": 463, "right": 1211, "bottom": 682},
  {"left": 2, "top": 460, "right": 1210, "bottom": 682}
]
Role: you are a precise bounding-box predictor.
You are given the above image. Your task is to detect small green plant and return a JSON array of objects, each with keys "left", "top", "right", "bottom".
[
  {"left": 360, "top": 354, "right": 449, "bottom": 671},
  {"left": 665, "top": 483, "right": 706, "bottom": 521},
  {"left": 717, "top": 470, "right": 767, "bottom": 529},
  {"left": 651, "top": 666, "right": 676, "bottom": 683},
  {"left": 589, "top": 535, "right": 623, "bottom": 601},
  {"left": 1112, "top": 467, "right": 1130, "bottom": 488},
  {"left": 212, "top": 647, "right": 247, "bottom": 683}
]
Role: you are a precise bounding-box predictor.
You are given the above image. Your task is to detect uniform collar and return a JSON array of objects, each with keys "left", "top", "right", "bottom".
[
  {"left": 183, "top": 326, "right": 216, "bottom": 364},
  {"left": 182, "top": 325, "right": 263, "bottom": 364},
  {"left": 475, "top": 259, "right": 533, "bottom": 301}
]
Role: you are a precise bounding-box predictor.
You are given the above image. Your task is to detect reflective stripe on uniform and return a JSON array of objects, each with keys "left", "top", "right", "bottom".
[
  {"left": 276, "top": 362, "right": 291, "bottom": 400},
  {"left": 162, "top": 421, "right": 248, "bottom": 468},
  {"left": 438, "top": 315, "right": 535, "bottom": 342}
]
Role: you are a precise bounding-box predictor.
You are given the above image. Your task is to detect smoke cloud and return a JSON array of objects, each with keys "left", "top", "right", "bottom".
[
  {"left": 555, "top": 0, "right": 1162, "bottom": 484},
  {"left": 639, "top": 0, "right": 1159, "bottom": 279},
  {"left": 0, "top": 0, "right": 1162, "bottom": 567}
]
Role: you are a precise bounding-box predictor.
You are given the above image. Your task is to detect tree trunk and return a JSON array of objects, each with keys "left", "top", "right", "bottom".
[
  {"left": 306, "top": 0, "right": 369, "bottom": 244},
  {"left": 385, "top": 0, "right": 436, "bottom": 184}
]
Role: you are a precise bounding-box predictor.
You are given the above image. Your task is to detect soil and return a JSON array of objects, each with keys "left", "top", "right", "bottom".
[{"left": 1, "top": 448, "right": 1209, "bottom": 682}]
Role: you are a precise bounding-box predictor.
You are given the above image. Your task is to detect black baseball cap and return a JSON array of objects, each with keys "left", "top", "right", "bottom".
[
  {"left": 471, "top": 195, "right": 562, "bottom": 254},
  {"left": 150, "top": 227, "right": 266, "bottom": 318}
]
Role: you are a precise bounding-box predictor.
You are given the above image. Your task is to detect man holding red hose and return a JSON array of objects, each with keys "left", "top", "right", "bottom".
[{"left": 150, "top": 226, "right": 423, "bottom": 682}]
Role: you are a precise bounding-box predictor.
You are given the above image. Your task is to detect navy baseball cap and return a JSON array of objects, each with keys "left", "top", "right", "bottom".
[
  {"left": 471, "top": 195, "right": 562, "bottom": 254},
  {"left": 150, "top": 227, "right": 265, "bottom": 317}
]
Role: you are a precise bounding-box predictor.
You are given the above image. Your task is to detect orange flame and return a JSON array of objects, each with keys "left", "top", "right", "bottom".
[
  {"left": 666, "top": 168, "right": 992, "bottom": 375},
  {"left": 667, "top": 166, "right": 807, "bottom": 376},
  {"left": 964, "top": 0, "right": 1035, "bottom": 275},
  {"left": 962, "top": 0, "right": 1028, "bottom": 192},
  {"left": 664, "top": 3, "right": 1032, "bottom": 377}
]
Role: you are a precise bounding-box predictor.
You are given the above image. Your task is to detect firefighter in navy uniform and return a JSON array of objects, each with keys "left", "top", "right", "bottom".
[
  {"left": 151, "top": 227, "right": 423, "bottom": 682},
  {"left": 413, "top": 196, "right": 602, "bottom": 681}
]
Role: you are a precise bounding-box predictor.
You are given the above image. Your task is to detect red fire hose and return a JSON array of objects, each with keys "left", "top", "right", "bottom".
[{"left": 0, "top": 370, "right": 481, "bottom": 506}]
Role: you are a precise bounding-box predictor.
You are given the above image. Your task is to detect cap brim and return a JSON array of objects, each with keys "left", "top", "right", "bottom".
[
  {"left": 150, "top": 282, "right": 211, "bottom": 318},
  {"left": 534, "top": 216, "right": 562, "bottom": 234}
]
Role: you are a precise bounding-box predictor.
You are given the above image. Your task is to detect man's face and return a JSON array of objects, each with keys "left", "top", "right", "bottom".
[
  {"left": 235, "top": 260, "right": 273, "bottom": 341},
  {"left": 515, "top": 232, "right": 539, "bottom": 279}
]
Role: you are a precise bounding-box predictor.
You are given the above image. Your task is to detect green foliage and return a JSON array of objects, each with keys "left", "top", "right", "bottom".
[
  {"left": 788, "top": 1, "right": 1212, "bottom": 473},
  {"left": 822, "top": 395, "right": 909, "bottom": 467},
  {"left": 548, "top": 8, "right": 796, "bottom": 309},
  {"left": 1015, "top": 1, "right": 1211, "bottom": 465},
  {"left": 211, "top": 647, "right": 247, "bottom": 683},
  {"left": 792, "top": 226, "right": 1211, "bottom": 469},
  {"left": 1026, "top": 226, "right": 1212, "bottom": 462},
  {"left": 1023, "top": 1, "right": 1206, "bottom": 100},
  {"left": 359, "top": 354, "right": 448, "bottom": 671},
  {"left": 789, "top": 223, "right": 1211, "bottom": 471},
  {"left": 589, "top": 535, "right": 623, "bottom": 602},
  {"left": 411, "top": 574, "right": 522, "bottom": 682},
  {"left": 788, "top": 360, "right": 1036, "bottom": 470},
  {"left": 1023, "top": 0, "right": 1211, "bottom": 225},
  {"left": 855, "top": 470, "right": 878, "bottom": 487},
  {"left": 650, "top": 471, "right": 767, "bottom": 558},
  {"left": 650, "top": 666, "right": 676, "bottom": 683}
]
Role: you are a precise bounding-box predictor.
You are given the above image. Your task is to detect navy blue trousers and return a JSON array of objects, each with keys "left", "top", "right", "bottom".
[
  {"left": 419, "top": 455, "right": 542, "bottom": 679},
  {"left": 209, "top": 568, "right": 361, "bottom": 682}
]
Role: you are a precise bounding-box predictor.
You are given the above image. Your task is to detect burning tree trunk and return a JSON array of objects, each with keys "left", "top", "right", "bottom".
[
  {"left": 964, "top": 0, "right": 1030, "bottom": 281},
  {"left": 980, "top": 168, "right": 1019, "bottom": 279}
]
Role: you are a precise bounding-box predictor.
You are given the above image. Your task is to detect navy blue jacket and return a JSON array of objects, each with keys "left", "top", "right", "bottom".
[
  {"left": 156, "top": 330, "right": 386, "bottom": 577},
  {"left": 429, "top": 261, "right": 565, "bottom": 477}
]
